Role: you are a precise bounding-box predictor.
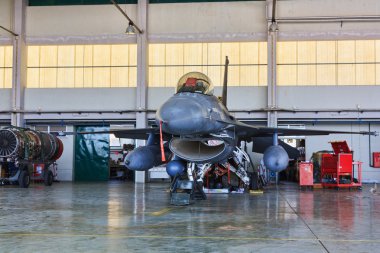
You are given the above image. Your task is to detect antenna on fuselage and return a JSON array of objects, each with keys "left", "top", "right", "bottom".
[{"left": 221, "top": 56, "right": 229, "bottom": 108}]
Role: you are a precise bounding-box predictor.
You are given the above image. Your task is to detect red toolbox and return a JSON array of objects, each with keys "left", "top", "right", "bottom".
[
  {"left": 299, "top": 162, "right": 314, "bottom": 187},
  {"left": 373, "top": 152, "right": 380, "bottom": 168},
  {"left": 321, "top": 141, "right": 362, "bottom": 189}
]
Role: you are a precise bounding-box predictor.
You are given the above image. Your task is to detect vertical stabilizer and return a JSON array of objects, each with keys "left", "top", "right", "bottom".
[{"left": 221, "top": 56, "right": 229, "bottom": 107}]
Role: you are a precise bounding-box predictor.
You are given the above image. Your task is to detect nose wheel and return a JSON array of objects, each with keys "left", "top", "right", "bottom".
[{"left": 169, "top": 162, "right": 206, "bottom": 205}]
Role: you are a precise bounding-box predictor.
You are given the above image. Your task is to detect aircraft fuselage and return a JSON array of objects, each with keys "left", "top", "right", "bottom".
[
  {"left": 155, "top": 92, "right": 237, "bottom": 164},
  {"left": 156, "top": 92, "right": 231, "bottom": 136}
]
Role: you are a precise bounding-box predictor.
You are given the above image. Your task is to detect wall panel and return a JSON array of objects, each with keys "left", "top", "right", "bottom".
[
  {"left": 0, "top": 69, "right": 4, "bottom": 88},
  {"left": 149, "top": 42, "right": 267, "bottom": 87},
  {"left": 278, "top": 65, "right": 296, "bottom": 86},
  {"left": 27, "top": 44, "right": 137, "bottom": 88},
  {"left": 111, "top": 68, "right": 128, "bottom": 87},
  {"left": 316, "top": 65, "right": 336, "bottom": 85},
  {"left": 356, "top": 64, "right": 375, "bottom": 85},
  {"left": 39, "top": 68, "right": 57, "bottom": 88},
  {"left": 240, "top": 66, "right": 258, "bottom": 86},
  {"left": 57, "top": 68, "right": 75, "bottom": 88},
  {"left": 337, "top": 64, "right": 355, "bottom": 85},
  {"left": 316, "top": 41, "right": 336, "bottom": 64},
  {"left": 279, "top": 39, "right": 380, "bottom": 86},
  {"left": 298, "top": 65, "right": 316, "bottom": 86},
  {"left": 0, "top": 46, "right": 13, "bottom": 88},
  {"left": 337, "top": 41, "right": 355, "bottom": 63},
  {"left": 149, "top": 44, "right": 166, "bottom": 87}
]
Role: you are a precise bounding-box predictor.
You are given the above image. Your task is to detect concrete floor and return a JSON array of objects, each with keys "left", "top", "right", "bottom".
[{"left": 0, "top": 182, "right": 379, "bottom": 253}]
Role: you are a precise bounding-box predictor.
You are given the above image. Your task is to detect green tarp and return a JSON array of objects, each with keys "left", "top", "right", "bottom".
[{"left": 74, "top": 126, "right": 110, "bottom": 181}]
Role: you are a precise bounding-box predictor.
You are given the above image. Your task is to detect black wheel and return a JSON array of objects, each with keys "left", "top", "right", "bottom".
[
  {"left": 19, "top": 169, "right": 30, "bottom": 188},
  {"left": 44, "top": 170, "right": 54, "bottom": 186}
]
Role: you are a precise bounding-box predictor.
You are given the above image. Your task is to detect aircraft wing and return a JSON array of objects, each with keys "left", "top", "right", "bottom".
[
  {"left": 61, "top": 127, "right": 172, "bottom": 141},
  {"left": 226, "top": 121, "right": 375, "bottom": 141}
]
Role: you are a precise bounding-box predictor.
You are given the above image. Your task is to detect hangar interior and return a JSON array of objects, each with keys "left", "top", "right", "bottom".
[
  {"left": 1, "top": 0, "right": 380, "bottom": 183},
  {"left": 1, "top": 0, "right": 380, "bottom": 252}
]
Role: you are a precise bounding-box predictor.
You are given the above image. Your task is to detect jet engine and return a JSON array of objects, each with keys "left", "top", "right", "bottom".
[
  {"left": 0, "top": 127, "right": 63, "bottom": 162},
  {"left": 169, "top": 137, "right": 234, "bottom": 163},
  {"left": 263, "top": 145, "right": 289, "bottom": 172}
]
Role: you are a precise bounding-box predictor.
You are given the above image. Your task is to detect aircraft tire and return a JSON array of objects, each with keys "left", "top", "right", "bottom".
[
  {"left": 19, "top": 169, "right": 30, "bottom": 188},
  {"left": 44, "top": 170, "right": 54, "bottom": 186}
]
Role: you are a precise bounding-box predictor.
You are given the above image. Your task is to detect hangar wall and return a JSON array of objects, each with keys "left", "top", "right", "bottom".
[
  {"left": 273, "top": 0, "right": 380, "bottom": 40},
  {"left": 23, "top": 86, "right": 267, "bottom": 111},
  {"left": 24, "top": 88, "right": 136, "bottom": 111},
  {"left": 0, "top": 0, "right": 13, "bottom": 41},
  {"left": 275, "top": 0, "right": 380, "bottom": 17},
  {"left": 26, "top": 2, "right": 267, "bottom": 42},
  {"left": 148, "top": 2, "right": 266, "bottom": 40},
  {"left": 0, "top": 89, "right": 12, "bottom": 111},
  {"left": 22, "top": 85, "right": 380, "bottom": 112},
  {"left": 25, "top": 0, "right": 380, "bottom": 42},
  {"left": 26, "top": 5, "right": 138, "bottom": 38},
  {"left": 278, "top": 86, "right": 380, "bottom": 110}
]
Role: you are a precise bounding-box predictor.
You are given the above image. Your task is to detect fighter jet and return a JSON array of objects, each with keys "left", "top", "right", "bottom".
[{"left": 80, "top": 57, "right": 374, "bottom": 189}]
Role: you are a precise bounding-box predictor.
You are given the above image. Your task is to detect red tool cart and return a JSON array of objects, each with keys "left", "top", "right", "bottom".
[
  {"left": 299, "top": 162, "right": 314, "bottom": 188},
  {"left": 321, "top": 141, "right": 362, "bottom": 189}
]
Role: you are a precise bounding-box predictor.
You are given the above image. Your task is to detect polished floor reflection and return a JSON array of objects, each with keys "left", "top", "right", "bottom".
[{"left": 0, "top": 182, "right": 379, "bottom": 252}]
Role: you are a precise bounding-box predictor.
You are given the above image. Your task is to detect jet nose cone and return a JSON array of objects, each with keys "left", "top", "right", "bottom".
[{"left": 156, "top": 95, "right": 207, "bottom": 135}]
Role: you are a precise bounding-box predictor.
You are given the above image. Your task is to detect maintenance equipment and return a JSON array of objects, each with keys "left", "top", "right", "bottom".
[
  {"left": 0, "top": 126, "right": 63, "bottom": 187},
  {"left": 299, "top": 162, "right": 314, "bottom": 189},
  {"left": 321, "top": 141, "right": 362, "bottom": 190}
]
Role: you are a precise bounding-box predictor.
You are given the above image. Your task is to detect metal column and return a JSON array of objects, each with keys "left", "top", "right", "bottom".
[
  {"left": 267, "top": 22, "right": 278, "bottom": 128},
  {"left": 135, "top": 0, "right": 149, "bottom": 183},
  {"left": 267, "top": 0, "right": 279, "bottom": 183},
  {"left": 11, "top": 0, "right": 27, "bottom": 127}
]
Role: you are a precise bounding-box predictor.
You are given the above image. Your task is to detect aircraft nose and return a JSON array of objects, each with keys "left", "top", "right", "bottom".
[{"left": 156, "top": 95, "right": 207, "bottom": 135}]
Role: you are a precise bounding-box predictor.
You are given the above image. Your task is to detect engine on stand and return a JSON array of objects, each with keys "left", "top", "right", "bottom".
[{"left": 0, "top": 127, "right": 64, "bottom": 188}]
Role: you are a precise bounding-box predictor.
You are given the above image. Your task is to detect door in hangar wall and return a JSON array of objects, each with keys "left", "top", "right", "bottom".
[{"left": 74, "top": 126, "right": 110, "bottom": 181}]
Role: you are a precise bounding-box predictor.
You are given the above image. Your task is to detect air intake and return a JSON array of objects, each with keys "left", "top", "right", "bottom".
[{"left": 169, "top": 137, "right": 226, "bottom": 163}]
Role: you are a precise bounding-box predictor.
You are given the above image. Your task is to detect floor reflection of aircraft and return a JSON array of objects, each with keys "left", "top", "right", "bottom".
[{"left": 79, "top": 57, "right": 374, "bottom": 193}]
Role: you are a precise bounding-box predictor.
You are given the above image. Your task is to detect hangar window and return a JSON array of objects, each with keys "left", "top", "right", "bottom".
[
  {"left": 148, "top": 42, "right": 268, "bottom": 87},
  {"left": 277, "top": 40, "right": 379, "bottom": 86},
  {"left": 0, "top": 46, "right": 13, "bottom": 88},
  {"left": 27, "top": 125, "right": 67, "bottom": 132},
  {"left": 26, "top": 44, "right": 137, "bottom": 88}
]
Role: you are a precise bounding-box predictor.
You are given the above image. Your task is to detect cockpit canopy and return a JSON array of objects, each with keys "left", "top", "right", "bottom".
[{"left": 176, "top": 72, "right": 214, "bottom": 95}]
